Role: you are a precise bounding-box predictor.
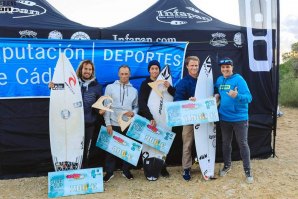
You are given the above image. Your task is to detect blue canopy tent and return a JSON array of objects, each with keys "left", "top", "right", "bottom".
[
  {"left": 0, "top": 0, "right": 101, "bottom": 178},
  {"left": 101, "top": 0, "right": 277, "bottom": 165},
  {"left": 0, "top": 0, "right": 278, "bottom": 178},
  {"left": 0, "top": 0, "right": 100, "bottom": 39}
]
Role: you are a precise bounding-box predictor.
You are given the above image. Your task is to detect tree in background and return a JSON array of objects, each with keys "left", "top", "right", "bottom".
[
  {"left": 282, "top": 42, "right": 298, "bottom": 78},
  {"left": 280, "top": 41, "right": 298, "bottom": 107}
]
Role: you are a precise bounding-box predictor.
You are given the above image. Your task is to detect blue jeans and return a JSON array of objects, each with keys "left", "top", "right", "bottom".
[{"left": 220, "top": 121, "right": 251, "bottom": 170}]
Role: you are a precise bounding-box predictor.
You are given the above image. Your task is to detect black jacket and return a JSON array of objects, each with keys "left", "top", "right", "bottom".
[{"left": 138, "top": 77, "right": 175, "bottom": 121}]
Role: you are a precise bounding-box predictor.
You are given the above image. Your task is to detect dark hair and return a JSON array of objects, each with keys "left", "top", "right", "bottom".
[
  {"left": 76, "top": 60, "right": 95, "bottom": 79},
  {"left": 185, "top": 56, "right": 200, "bottom": 66},
  {"left": 218, "top": 57, "right": 233, "bottom": 66},
  {"left": 147, "top": 60, "right": 161, "bottom": 71}
]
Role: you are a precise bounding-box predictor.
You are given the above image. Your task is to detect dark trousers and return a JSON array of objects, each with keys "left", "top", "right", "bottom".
[
  {"left": 220, "top": 120, "right": 251, "bottom": 170},
  {"left": 105, "top": 126, "right": 132, "bottom": 173},
  {"left": 82, "top": 125, "right": 95, "bottom": 168}
]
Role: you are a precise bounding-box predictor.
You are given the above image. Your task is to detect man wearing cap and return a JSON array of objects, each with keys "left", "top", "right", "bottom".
[
  {"left": 174, "top": 56, "right": 200, "bottom": 181},
  {"left": 138, "top": 60, "right": 175, "bottom": 180},
  {"left": 214, "top": 57, "right": 254, "bottom": 184}
]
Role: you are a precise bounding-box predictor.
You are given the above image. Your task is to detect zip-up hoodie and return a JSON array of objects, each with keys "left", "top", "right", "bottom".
[
  {"left": 79, "top": 78, "right": 103, "bottom": 125},
  {"left": 214, "top": 73, "right": 252, "bottom": 122},
  {"left": 104, "top": 80, "right": 138, "bottom": 126}
]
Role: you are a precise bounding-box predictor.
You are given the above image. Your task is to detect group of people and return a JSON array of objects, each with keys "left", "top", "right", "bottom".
[
  {"left": 50, "top": 56, "right": 254, "bottom": 184},
  {"left": 175, "top": 56, "right": 253, "bottom": 184}
]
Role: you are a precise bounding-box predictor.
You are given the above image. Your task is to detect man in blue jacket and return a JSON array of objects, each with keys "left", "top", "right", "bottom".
[
  {"left": 214, "top": 57, "right": 254, "bottom": 184},
  {"left": 174, "top": 56, "right": 200, "bottom": 181}
]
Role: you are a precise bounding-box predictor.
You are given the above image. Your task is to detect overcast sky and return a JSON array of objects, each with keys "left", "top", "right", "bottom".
[{"left": 47, "top": 0, "right": 298, "bottom": 56}]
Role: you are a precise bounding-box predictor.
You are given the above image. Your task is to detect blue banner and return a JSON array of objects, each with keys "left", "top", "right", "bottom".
[
  {"left": 48, "top": 167, "right": 104, "bottom": 198},
  {"left": 0, "top": 38, "right": 187, "bottom": 99}
]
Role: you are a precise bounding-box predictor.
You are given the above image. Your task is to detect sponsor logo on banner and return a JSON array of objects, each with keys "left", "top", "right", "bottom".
[
  {"left": 233, "top": 32, "right": 244, "bottom": 48},
  {"left": 209, "top": 32, "right": 228, "bottom": 47},
  {"left": 156, "top": 6, "right": 212, "bottom": 25},
  {"left": 71, "top": 32, "right": 90, "bottom": 40},
  {"left": 0, "top": 0, "right": 46, "bottom": 18},
  {"left": 19, "top": 30, "right": 37, "bottom": 38},
  {"left": 49, "top": 30, "right": 63, "bottom": 39}
]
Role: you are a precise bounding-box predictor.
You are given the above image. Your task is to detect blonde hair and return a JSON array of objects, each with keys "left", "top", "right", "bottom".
[{"left": 185, "top": 56, "right": 200, "bottom": 66}]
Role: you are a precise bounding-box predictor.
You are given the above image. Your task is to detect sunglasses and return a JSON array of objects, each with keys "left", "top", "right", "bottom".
[{"left": 219, "top": 59, "right": 233, "bottom": 65}]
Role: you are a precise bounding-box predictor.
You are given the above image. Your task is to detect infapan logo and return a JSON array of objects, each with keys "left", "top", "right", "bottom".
[
  {"left": 156, "top": 6, "right": 212, "bottom": 25},
  {"left": 0, "top": 0, "right": 46, "bottom": 18}
]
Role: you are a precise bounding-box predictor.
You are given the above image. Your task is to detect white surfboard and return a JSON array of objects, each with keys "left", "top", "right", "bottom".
[
  {"left": 142, "top": 65, "right": 173, "bottom": 176},
  {"left": 49, "top": 53, "right": 84, "bottom": 171},
  {"left": 194, "top": 56, "right": 216, "bottom": 180}
]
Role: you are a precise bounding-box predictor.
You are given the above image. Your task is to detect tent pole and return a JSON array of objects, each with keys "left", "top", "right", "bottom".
[{"left": 272, "top": 0, "right": 280, "bottom": 158}]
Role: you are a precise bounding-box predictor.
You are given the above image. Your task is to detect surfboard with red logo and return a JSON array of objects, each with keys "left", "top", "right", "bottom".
[{"left": 49, "top": 53, "right": 84, "bottom": 171}]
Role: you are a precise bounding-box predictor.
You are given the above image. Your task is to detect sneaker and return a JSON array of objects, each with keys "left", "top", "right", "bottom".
[
  {"left": 182, "top": 168, "right": 191, "bottom": 181},
  {"left": 122, "top": 170, "right": 134, "bottom": 180},
  {"left": 146, "top": 176, "right": 157, "bottom": 181},
  {"left": 103, "top": 172, "right": 114, "bottom": 182},
  {"left": 277, "top": 111, "right": 284, "bottom": 117},
  {"left": 245, "top": 169, "right": 254, "bottom": 184},
  {"left": 160, "top": 167, "right": 170, "bottom": 178},
  {"left": 219, "top": 165, "right": 231, "bottom": 177}
]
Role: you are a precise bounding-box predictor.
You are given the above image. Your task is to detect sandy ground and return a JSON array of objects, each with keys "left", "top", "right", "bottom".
[{"left": 1, "top": 107, "right": 298, "bottom": 199}]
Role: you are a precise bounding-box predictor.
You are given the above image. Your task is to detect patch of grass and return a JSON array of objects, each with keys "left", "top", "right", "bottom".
[{"left": 279, "top": 75, "right": 298, "bottom": 107}]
